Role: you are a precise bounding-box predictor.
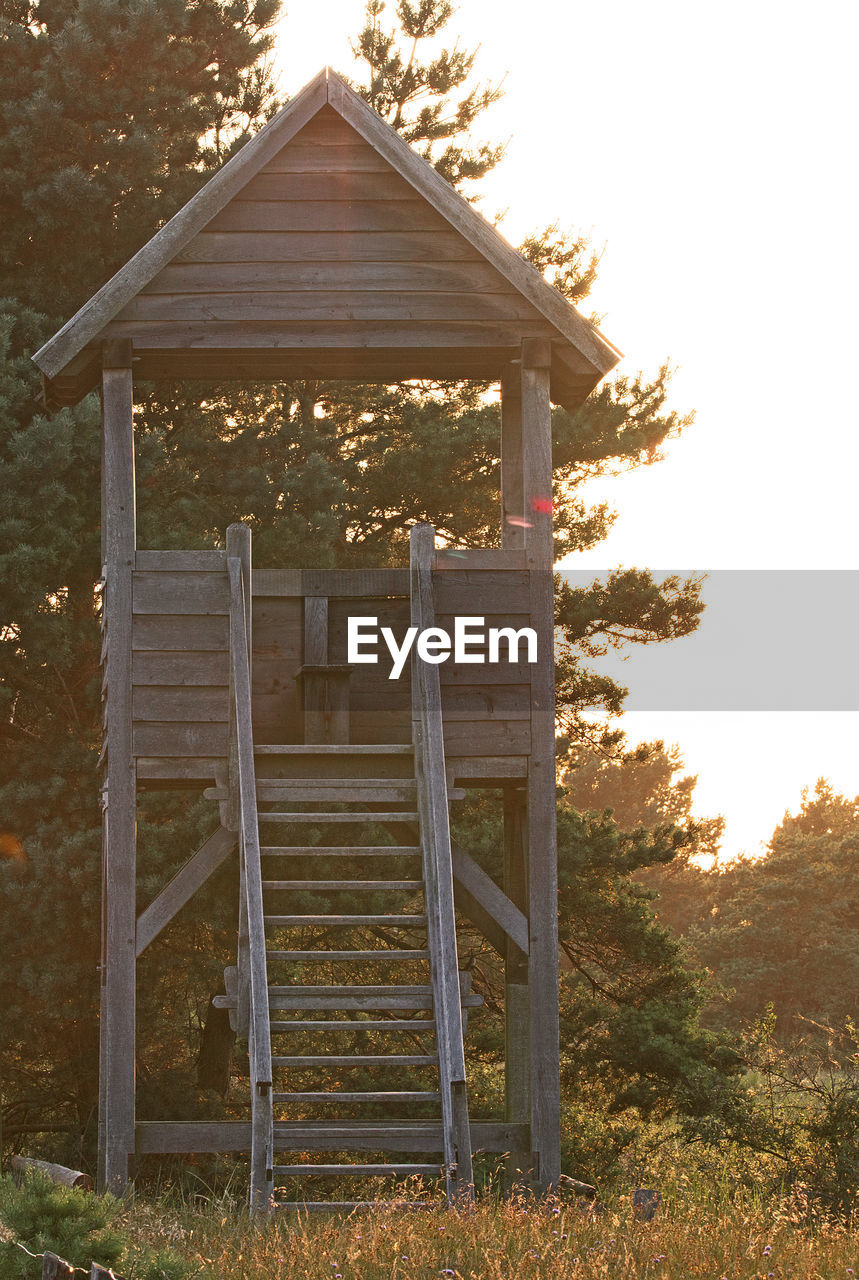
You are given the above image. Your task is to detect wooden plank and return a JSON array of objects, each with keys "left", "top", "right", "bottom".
[
  {"left": 120, "top": 291, "right": 528, "bottom": 325},
  {"left": 260, "top": 141, "right": 393, "bottom": 172},
  {"left": 143, "top": 260, "right": 511, "bottom": 296},
  {"left": 132, "top": 614, "right": 228, "bottom": 652},
  {"left": 303, "top": 597, "right": 328, "bottom": 664},
  {"left": 132, "top": 651, "right": 229, "bottom": 684},
  {"left": 132, "top": 686, "right": 228, "bottom": 722},
  {"left": 238, "top": 169, "right": 419, "bottom": 201},
  {"left": 228, "top": 552, "right": 273, "bottom": 1210},
  {"left": 102, "top": 318, "right": 552, "bottom": 350},
  {"left": 208, "top": 199, "right": 449, "bottom": 234},
  {"left": 255, "top": 569, "right": 409, "bottom": 598},
  {"left": 100, "top": 349, "right": 136, "bottom": 1196},
  {"left": 434, "top": 548, "right": 528, "bottom": 569},
  {"left": 433, "top": 570, "right": 530, "bottom": 613},
  {"left": 132, "top": 570, "right": 228, "bottom": 615},
  {"left": 33, "top": 71, "right": 330, "bottom": 382},
  {"left": 127, "top": 347, "right": 517, "bottom": 385},
  {"left": 521, "top": 354, "right": 561, "bottom": 1191},
  {"left": 443, "top": 721, "right": 531, "bottom": 756},
  {"left": 136, "top": 827, "right": 236, "bottom": 955},
  {"left": 135, "top": 549, "right": 225, "bottom": 570},
  {"left": 410, "top": 525, "right": 474, "bottom": 1204},
  {"left": 440, "top": 684, "right": 532, "bottom": 718},
  {"left": 176, "top": 230, "right": 487, "bottom": 264},
  {"left": 450, "top": 845, "right": 529, "bottom": 957},
  {"left": 137, "top": 757, "right": 220, "bottom": 782},
  {"left": 501, "top": 366, "right": 526, "bottom": 551},
  {"left": 132, "top": 721, "right": 229, "bottom": 756}
]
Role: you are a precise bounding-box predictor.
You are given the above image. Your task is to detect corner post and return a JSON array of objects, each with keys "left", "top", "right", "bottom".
[
  {"left": 226, "top": 523, "right": 252, "bottom": 1037},
  {"left": 521, "top": 338, "right": 561, "bottom": 1189},
  {"left": 99, "top": 339, "right": 137, "bottom": 1194},
  {"left": 500, "top": 366, "right": 525, "bottom": 550}
]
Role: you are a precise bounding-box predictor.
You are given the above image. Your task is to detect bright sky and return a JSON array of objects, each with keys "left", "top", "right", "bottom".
[{"left": 272, "top": 0, "right": 859, "bottom": 857}]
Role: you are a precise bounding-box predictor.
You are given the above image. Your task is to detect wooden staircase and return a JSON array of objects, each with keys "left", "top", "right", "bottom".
[{"left": 220, "top": 526, "right": 479, "bottom": 1211}]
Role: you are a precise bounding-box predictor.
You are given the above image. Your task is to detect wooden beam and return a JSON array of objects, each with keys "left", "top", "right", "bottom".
[
  {"left": 501, "top": 367, "right": 525, "bottom": 551},
  {"left": 100, "top": 342, "right": 136, "bottom": 1195},
  {"left": 451, "top": 845, "right": 529, "bottom": 957},
  {"left": 520, "top": 347, "right": 561, "bottom": 1189},
  {"left": 135, "top": 827, "right": 236, "bottom": 955}
]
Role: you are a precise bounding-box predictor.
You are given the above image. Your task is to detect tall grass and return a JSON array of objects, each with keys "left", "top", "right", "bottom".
[{"left": 120, "top": 1182, "right": 857, "bottom": 1279}]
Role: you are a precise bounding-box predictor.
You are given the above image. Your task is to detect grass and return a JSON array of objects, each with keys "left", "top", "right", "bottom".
[{"left": 116, "top": 1181, "right": 858, "bottom": 1279}]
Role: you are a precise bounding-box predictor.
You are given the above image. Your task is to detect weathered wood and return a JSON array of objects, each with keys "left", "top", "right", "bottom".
[
  {"left": 303, "top": 597, "right": 328, "bottom": 663},
  {"left": 206, "top": 199, "right": 449, "bottom": 234},
  {"left": 132, "top": 614, "right": 228, "bottom": 651},
  {"left": 410, "top": 524, "right": 474, "bottom": 1204},
  {"left": 238, "top": 169, "right": 419, "bottom": 202},
  {"left": 132, "top": 571, "right": 228, "bottom": 615},
  {"left": 33, "top": 70, "right": 330, "bottom": 381},
  {"left": 132, "top": 722, "right": 229, "bottom": 756},
  {"left": 255, "top": 569, "right": 408, "bottom": 598},
  {"left": 503, "top": 788, "right": 532, "bottom": 1184},
  {"left": 41, "top": 1253, "right": 76, "bottom": 1279},
  {"left": 176, "top": 228, "right": 484, "bottom": 264},
  {"left": 442, "top": 720, "right": 531, "bottom": 756},
  {"left": 520, "top": 352, "right": 561, "bottom": 1190},
  {"left": 143, "top": 260, "right": 513, "bottom": 295},
  {"left": 136, "top": 756, "right": 220, "bottom": 783},
  {"left": 501, "top": 367, "right": 526, "bottom": 550},
  {"left": 121, "top": 291, "right": 529, "bottom": 326},
  {"left": 228, "top": 548, "right": 273, "bottom": 1210},
  {"left": 132, "top": 686, "right": 228, "bottom": 722},
  {"left": 450, "top": 845, "right": 529, "bottom": 957},
  {"left": 100, "top": 349, "right": 136, "bottom": 1196},
  {"left": 10, "top": 1157, "right": 92, "bottom": 1190},
  {"left": 102, "top": 318, "right": 552, "bottom": 349},
  {"left": 134, "top": 549, "right": 225, "bottom": 570},
  {"left": 132, "top": 651, "right": 229, "bottom": 684},
  {"left": 135, "top": 826, "right": 236, "bottom": 955},
  {"left": 434, "top": 547, "right": 528, "bottom": 569},
  {"left": 433, "top": 569, "right": 530, "bottom": 613}
]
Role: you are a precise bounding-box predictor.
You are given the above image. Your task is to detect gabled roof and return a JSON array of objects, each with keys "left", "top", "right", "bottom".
[{"left": 33, "top": 68, "right": 620, "bottom": 408}]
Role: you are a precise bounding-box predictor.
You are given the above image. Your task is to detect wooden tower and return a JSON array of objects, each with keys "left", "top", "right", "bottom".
[{"left": 32, "top": 68, "right": 619, "bottom": 1209}]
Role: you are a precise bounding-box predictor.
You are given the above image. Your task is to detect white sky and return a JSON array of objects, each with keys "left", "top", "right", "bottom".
[{"left": 272, "top": 0, "right": 859, "bottom": 857}]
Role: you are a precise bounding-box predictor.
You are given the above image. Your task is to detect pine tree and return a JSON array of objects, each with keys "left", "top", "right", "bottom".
[{"left": 0, "top": 0, "right": 279, "bottom": 1150}]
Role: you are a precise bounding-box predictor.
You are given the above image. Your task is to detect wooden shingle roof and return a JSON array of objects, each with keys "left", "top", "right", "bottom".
[{"left": 33, "top": 68, "right": 620, "bottom": 409}]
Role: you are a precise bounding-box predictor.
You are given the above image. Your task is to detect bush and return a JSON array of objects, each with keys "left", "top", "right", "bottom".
[{"left": 0, "top": 1171, "right": 125, "bottom": 1279}]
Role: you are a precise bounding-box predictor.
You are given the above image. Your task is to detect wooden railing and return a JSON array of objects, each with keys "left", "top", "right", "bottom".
[
  {"left": 409, "top": 523, "right": 474, "bottom": 1203},
  {"left": 227, "top": 538, "right": 273, "bottom": 1213}
]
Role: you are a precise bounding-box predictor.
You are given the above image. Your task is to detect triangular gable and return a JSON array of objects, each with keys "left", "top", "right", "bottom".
[{"left": 33, "top": 69, "right": 620, "bottom": 407}]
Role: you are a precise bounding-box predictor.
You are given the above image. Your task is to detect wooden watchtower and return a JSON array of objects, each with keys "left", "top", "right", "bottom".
[{"left": 33, "top": 68, "right": 619, "bottom": 1209}]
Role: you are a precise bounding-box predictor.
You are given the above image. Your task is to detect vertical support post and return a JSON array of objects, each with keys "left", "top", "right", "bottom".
[
  {"left": 226, "top": 524, "right": 252, "bottom": 1038},
  {"left": 500, "top": 367, "right": 525, "bottom": 551},
  {"left": 503, "top": 786, "right": 531, "bottom": 1185},
  {"left": 99, "top": 339, "right": 136, "bottom": 1195},
  {"left": 520, "top": 338, "right": 561, "bottom": 1189}
]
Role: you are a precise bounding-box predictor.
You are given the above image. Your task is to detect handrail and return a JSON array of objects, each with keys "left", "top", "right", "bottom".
[
  {"left": 228, "top": 554, "right": 273, "bottom": 1213},
  {"left": 409, "top": 524, "right": 474, "bottom": 1204}
]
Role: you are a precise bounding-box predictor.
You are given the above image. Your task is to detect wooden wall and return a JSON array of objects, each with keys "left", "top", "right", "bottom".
[
  {"left": 131, "top": 554, "right": 532, "bottom": 785},
  {"left": 102, "top": 107, "right": 555, "bottom": 371}
]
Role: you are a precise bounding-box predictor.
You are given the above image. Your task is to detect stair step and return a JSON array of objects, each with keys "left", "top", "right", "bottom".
[
  {"left": 256, "top": 745, "right": 414, "bottom": 755},
  {"left": 206, "top": 782, "right": 422, "bottom": 804},
  {"left": 265, "top": 915, "right": 427, "bottom": 927},
  {"left": 261, "top": 846, "right": 422, "bottom": 857},
  {"left": 258, "top": 812, "right": 420, "bottom": 823},
  {"left": 273, "top": 1091, "right": 441, "bottom": 1103},
  {"left": 273, "top": 1164, "right": 440, "bottom": 1178},
  {"left": 266, "top": 950, "right": 430, "bottom": 962},
  {"left": 273, "top": 1201, "right": 429, "bottom": 1212},
  {"left": 272, "top": 1054, "right": 438, "bottom": 1067},
  {"left": 270, "top": 1019, "right": 436, "bottom": 1032},
  {"left": 262, "top": 880, "right": 424, "bottom": 891}
]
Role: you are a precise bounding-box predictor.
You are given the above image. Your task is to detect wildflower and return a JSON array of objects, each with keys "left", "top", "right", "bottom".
[{"left": 764, "top": 1246, "right": 772, "bottom": 1256}]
